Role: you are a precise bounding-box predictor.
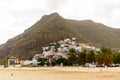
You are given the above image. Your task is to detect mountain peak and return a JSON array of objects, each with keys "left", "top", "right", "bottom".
[
  {"left": 41, "top": 12, "right": 63, "bottom": 21},
  {"left": 50, "top": 12, "right": 60, "bottom": 16}
]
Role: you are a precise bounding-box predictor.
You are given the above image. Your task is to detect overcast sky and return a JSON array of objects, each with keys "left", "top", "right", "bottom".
[{"left": 0, "top": 0, "right": 120, "bottom": 44}]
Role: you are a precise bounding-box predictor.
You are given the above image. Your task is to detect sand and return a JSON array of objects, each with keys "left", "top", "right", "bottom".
[{"left": 0, "top": 67, "right": 120, "bottom": 80}]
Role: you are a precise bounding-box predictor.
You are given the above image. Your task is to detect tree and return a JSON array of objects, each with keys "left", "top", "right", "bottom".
[
  {"left": 69, "top": 48, "right": 76, "bottom": 53},
  {"left": 0, "top": 55, "right": 10, "bottom": 67},
  {"left": 37, "top": 57, "right": 48, "bottom": 66},
  {"left": 96, "top": 52, "right": 104, "bottom": 65},
  {"left": 77, "top": 49, "right": 87, "bottom": 65},
  {"left": 96, "top": 47, "right": 113, "bottom": 66},
  {"left": 67, "top": 48, "right": 77, "bottom": 66},
  {"left": 67, "top": 53, "right": 77, "bottom": 66},
  {"left": 113, "top": 52, "right": 120, "bottom": 64},
  {"left": 56, "top": 57, "right": 69, "bottom": 66},
  {"left": 86, "top": 50, "right": 96, "bottom": 63}
]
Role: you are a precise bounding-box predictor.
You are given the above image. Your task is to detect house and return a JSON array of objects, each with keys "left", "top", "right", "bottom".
[
  {"left": 20, "top": 60, "right": 39, "bottom": 67},
  {"left": 8, "top": 56, "right": 20, "bottom": 67},
  {"left": 33, "top": 54, "right": 42, "bottom": 60},
  {"left": 72, "top": 37, "right": 76, "bottom": 41},
  {"left": 85, "top": 45, "right": 95, "bottom": 50}
]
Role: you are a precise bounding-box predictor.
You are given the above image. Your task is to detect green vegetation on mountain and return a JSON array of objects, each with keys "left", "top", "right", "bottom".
[{"left": 0, "top": 13, "right": 120, "bottom": 59}]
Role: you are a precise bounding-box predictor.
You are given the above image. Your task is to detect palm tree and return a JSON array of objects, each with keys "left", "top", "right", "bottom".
[
  {"left": 113, "top": 52, "right": 120, "bottom": 64},
  {"left": 67, "top": 48, "right": 77, "bottom": 66},
  {"left": 96, "top": 47, "right": 113, "bottom": 66},
  {"left": 77, "top": 49, "right": 87, "bottom": 66},
  {"left": 86, "top": 50, "right": 96, "bottom": 63}
]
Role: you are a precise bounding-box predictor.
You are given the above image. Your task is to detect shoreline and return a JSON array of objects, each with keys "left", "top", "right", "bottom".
[
  {"left": 1, "top": 66, "right": 120, "bottom": 72},
  {"left": 0, "top": 67, "right": 120, "bottom": 80}
]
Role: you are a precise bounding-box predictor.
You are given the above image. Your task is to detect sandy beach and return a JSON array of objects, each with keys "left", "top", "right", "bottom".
[{"left": 0, "top": 67, "right": 120, "bottom": 80}]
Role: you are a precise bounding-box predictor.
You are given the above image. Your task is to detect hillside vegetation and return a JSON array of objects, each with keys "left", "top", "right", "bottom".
[{"left": 0, "top": 13, "right": 120, "bottom": 59}]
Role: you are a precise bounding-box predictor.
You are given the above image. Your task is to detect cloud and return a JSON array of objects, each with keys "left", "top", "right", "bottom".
[
  {"left": 57, "top": 0, "right": 120, "bottom": 28},
  {"left": 41, "top": 0, "right": 69, "bottom": 11}
]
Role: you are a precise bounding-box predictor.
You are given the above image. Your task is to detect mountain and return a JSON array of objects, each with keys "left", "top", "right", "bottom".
[{"left": 0, "top": 13, "right": 120, "bottom": 59}]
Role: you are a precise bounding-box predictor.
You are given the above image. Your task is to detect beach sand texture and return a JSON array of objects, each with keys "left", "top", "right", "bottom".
[{"left": 0, "top": 67, "right": 120, "bottom": 80}]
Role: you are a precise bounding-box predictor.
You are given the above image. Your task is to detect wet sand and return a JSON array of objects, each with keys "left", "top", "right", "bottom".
[{"left": 0, "top": 67, "right": 120, "bottom": 80}]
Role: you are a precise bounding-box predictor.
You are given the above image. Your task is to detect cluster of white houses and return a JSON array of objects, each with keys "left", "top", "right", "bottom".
[
  {"left": 41, "top": 38, "right": 99, "bottom": 59},
  {"left": 7, "top": 38, "right": 100, "bottom": 67}
]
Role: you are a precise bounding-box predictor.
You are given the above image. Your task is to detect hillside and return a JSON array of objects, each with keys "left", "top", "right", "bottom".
[{"left": 0, "top": 13, "right": 120, "bottom": 59}]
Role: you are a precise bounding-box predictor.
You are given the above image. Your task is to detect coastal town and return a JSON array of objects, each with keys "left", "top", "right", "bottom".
[
  {"left": 4, "top": 38, "right": 98, "bottom": 68},
  {"left": 3, "top": 37, "right": 120, "bottom": 68}
]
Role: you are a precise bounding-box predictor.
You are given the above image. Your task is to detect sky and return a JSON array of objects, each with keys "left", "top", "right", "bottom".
[{"left": 0, "top": 0, "right": 120, "bottom": 44}]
